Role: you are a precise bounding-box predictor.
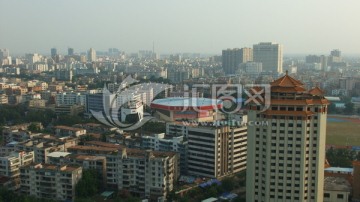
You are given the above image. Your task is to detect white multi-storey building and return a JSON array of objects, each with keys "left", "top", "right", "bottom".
[
  {"left": 184, "top": 123, "right": 247, "bottom": 178},
  {"left": 20, "top": 163, "right": 82, "bottom": 201},
  {"left": 68, "top": 142, "right": 179, "bottom": 200},
  {"left": 0, "top": 151, "right": 34, "bottom": 190},
  {"left": 142, "top": 133, "right": 188, "bottom": 174},
  {"left": 246, "top": 73, "right": 329, "bottom": 202},
  {"left": 55, "top": 92, "right": 86, "bottom": 106}
]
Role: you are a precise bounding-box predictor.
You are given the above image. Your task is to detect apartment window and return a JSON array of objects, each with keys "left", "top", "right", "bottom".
[
  {"left": 337, "top": 194, "right": 344, "bottom": 199},
  {"left": 280, "top": 123, "right": 285, "bottom": 127}
]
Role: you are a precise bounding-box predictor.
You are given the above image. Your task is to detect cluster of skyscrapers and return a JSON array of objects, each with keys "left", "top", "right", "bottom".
[{"left": 222, "top": 42, "right": 283, "bottom": 75}]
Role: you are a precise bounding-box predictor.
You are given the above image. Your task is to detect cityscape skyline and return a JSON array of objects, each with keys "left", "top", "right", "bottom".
[{"left": 1, "top": 0, "right": 360, "bottom": 55}]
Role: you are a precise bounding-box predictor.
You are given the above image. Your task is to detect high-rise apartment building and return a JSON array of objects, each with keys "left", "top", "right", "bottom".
[
  {"left": 88, "top": 48, "right": 96, "bottom": 62},
  {"left": 329, "top": 49, "right": 342, "bottom": 64},
  {"left": 253, "top": 42, "right": 283, "bottom": 74},
  {"left": 330, "top": 49, "right": 341, "bottom": 57},
  {"left": 68, "top": 48, "right": 74, "bottom": 56},
  {"left": 246, "top": 73, "right": 329, "bottom": 202},
  {"left": 51, "top": 48, "right": 57, "bottom": 58},
  {"left": 178, "top": 123, "right": 248, "bottom": 178},
  {"left": 0, "top": 49, "right": 10, "bottom": 63},
  {"left": 222, "top": 48, "right": 253, "bottom": 75},
  {"left": 305, "top": 55, "right": 328, "bottom": 71}
]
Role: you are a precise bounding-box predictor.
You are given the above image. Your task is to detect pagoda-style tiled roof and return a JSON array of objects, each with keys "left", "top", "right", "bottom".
[
  {"left": 309, "top": 86, "right": 325, "bottom": 96},
  {"left": 269, "top": 72, "right": 307, "bottom": 93},
  {"left": 271, "top": 86, "right": 307, "bottom": 93},
  {"left": 270, "top": 72, "right": 304, "bottom": 87}
]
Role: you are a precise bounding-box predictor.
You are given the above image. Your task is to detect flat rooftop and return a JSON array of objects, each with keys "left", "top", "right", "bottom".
[
  {"left": 47, "top": 151, "right": 71, "bottom": 158},
  {"left": 325, "top": 167, "right": 353, "bottom": 173},
  {"left": 324, "top": 176, "right": 351, "bottom": 192}
]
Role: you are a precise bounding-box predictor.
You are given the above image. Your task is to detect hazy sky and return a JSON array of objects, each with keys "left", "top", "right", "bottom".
[{"left": 1, "top": 0, "right": 360, "bottom": 55}]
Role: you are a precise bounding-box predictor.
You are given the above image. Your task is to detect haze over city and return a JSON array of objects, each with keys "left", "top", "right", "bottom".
[{"left": 1, "top": 0, "right": 360, "bottom": 55}]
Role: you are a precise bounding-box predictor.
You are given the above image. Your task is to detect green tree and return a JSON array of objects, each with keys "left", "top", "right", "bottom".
[
  {"left": 326, "top": 148, "right": 356, "bottom": 167},
  {"left": 75, "top": 169, "right": 102, "bottom": 198},
  {"left": 27, "top": 123, "right": 41, "bottom": 132},
  {"left": 204, "top": 185, "right": 218, "bottom": 198},
  {"left": 56, "top": 115, "right": 84, "bottom": 126}
]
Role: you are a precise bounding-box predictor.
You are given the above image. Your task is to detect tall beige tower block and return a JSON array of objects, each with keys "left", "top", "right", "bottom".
[{"left": 246, "top": 72, "right": 329, "bottom": 202}]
